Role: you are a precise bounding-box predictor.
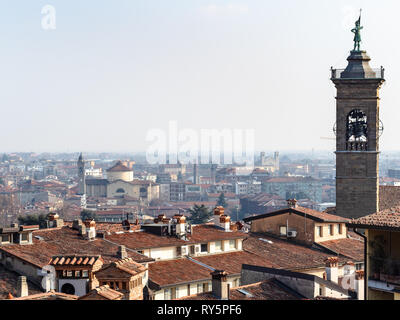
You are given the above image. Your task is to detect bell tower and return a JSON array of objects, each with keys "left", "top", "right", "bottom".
[
  {"left": 331, "top": 16, "right": 385, "bottom": 219},
  {"left": 77, "top": 153, "right": 86, "bottom": 195}
]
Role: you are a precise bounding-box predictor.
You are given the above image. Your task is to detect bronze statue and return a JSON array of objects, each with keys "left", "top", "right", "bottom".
[{"left": 351, "top": 10, "right": 363, "bottom": 51}]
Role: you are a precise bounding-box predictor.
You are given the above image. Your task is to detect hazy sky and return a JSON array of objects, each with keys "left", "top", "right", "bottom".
[{"left": 1, "top": 0, "right": 399, "bottom": 153}]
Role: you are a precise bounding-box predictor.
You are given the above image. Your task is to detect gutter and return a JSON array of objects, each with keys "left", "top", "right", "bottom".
[{"left": 353, "top": 228, "right": 367, "bottom": 300}]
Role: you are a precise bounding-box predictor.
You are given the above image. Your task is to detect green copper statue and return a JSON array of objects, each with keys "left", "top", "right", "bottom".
[{"left": 351, "top": 11, "right": 363, "bottom": 51}]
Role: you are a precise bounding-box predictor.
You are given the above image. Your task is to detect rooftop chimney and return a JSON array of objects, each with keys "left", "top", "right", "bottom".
[
  {"left": 72, "top": 219, "right": 83, "bottom": 230},
  {"left": 117, "top": 245, "right": 128, "bottom": 259},
  {"left": 174, "top": 215, "right": 187, "bottom": 237},
  {"left": 220, "top": 215, "right": 231, "bottom": 232},
  {"left": 355, "top": 270, "right": 365, "bottom": 300},
  {"left": 213, "top": 207, "right": 224, "bottom": 225},
  {"left": 47, "top": 213, "right": 64, "bottom": 228},
  {"left": 325, "top": 257, "right": 339, "bottom": 284},
  {"left": 78, "top": 224, "right": 86, "bottom": 236},
  {"left": 17, "top": 276, "right": 28, "bottom": 298},
  {"left": 211, "top": 270, "right": 229, "bottom": 300},
  {"left": 287, "top": 199, "right": 298, "bottom": 209},
  {"left": 84, "top": 219, "right": 96, "bottom": 241}
]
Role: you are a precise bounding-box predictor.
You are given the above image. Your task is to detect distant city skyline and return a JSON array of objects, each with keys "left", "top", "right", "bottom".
[{"left": 2, "top": 0, "right": 400, "bottom": 153}]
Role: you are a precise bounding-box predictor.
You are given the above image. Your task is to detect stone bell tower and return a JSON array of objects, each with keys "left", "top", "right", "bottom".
[
  {"left": 331, "top": 22, "right": 385, "bottom": 219},
  {"left": 77, "top": 153, "right": 86, "bottom": 195}
]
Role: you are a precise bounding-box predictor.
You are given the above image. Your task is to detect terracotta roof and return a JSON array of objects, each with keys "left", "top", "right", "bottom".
[
  {"left": 192, "top": 251, "right": 277, "bottom": 275},
  {"left": 105, "top": 224, "right": 246, "bottom": 250},
  {"left": 0, "top": 226, "right": 152, "bottom": 268},
  {"left": 107, "top": 161, "right": 132, "bottom": 172},
  {"left": 316, "top": 238, "right": 364, "bottom": 262},
  {"left": 180, "top": 279, "right": 304, "bottom": 300},
  {"left": 242, "top": 234, "right": 350, "bottom": 270},
  {"left": 49, "top": 255, "right": 103, "bottom": 266},
  {"left": 348, "top": 205, "right": 400, "bottom": 231},
  {"left": 78, "top": 285, "right": 123, "bottom": 300},
  {"left": 148, "top": 258, "right": 212, "bottom": 289},
  {"left": 379, "top": 186, "right": 400, "bottom": 211},
  {"left": 0, "top": 265, "right": 42, "bottom": 299},
  {"left": 244, "top": 206, "right": 348, "bottom": 224},
  {"left": 95, "top": 258, "right": 146, "bottom": 279},
  {"left": 11, "top": 290, "right": 78, "bottom": 300}
]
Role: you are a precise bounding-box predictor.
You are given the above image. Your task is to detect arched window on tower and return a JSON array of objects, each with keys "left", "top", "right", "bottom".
[
  {"left": 116, "top": 188, "right": 125, "bottom": 193},
  {"left": 346, "top": 109, "right": 368, "bottom": 151}
]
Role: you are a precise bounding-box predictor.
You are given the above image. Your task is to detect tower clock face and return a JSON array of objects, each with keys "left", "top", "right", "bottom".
[{"left": 346, "top": 109, "right": 367, "bottom": 142}]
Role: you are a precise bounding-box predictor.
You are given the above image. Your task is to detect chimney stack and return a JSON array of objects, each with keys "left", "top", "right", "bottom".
[
  {"left": 287, "top": 199, "right": 298, "bottom": 209},
  {"left": 78, "top": 224, "right": 86, "bottom": 236},
  {"left": 355, "top": 270, "right": 365, "bottom": 300},
  {"left": 213, "top": 206, "right": 224, "bottom": 225},
  {"left": 325, "top": 257, "right": 339, "bottom": 284},
  {"left": 84, "top": 219, "right": 96, "bottom": 240},
  {"left": 174, "top": 215, "right": 187, "bottom": 237},
  {"left": 117, "top": 245, "right": 127, "bottom": 259},
  {"left": 17, "top": 276, "right": 28, "bottom": 298},
  {"left": 47, "top": 213, "right": 64, "bottom": 228},
  {"left": 220, "top": 215, "right": 231, "bottom": 232},
  {"left": 211, "top": 270, "right": 229, "bottom": 300},
  {"left": 72, "top": 219, "right": 83, "bottom": 230}
]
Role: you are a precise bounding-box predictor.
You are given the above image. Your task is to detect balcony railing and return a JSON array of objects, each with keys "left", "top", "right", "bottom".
[
  {"left": 346, "top": 141, "right": 368, "bottom": 151},
  {"left": 369, "top": 256, "right": 400, "bottom": 285},
  {"left": 331, "top": 66, "right": 385, "bottom": 80}
]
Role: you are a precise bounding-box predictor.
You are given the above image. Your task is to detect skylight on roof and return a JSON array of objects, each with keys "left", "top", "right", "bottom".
[
  {"left": 259, "top": 238, "right": 273, "bottom": 244},
  {"left": 237, "top": 289, "right": 254, "bottom": 297}
]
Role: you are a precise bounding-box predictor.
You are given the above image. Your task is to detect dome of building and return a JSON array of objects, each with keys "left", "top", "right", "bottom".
[{"left": 106, "top": 161, "right": 134, "bottom": 182}]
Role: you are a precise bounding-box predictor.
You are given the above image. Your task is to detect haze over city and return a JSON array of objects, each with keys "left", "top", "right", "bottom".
[{"left": 2, "top": 0, "right": 400, "bottom": 153}]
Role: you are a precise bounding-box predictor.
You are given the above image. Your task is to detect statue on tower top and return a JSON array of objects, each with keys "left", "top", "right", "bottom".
[{"left": 351, "top": 10, "right": 363, "bottom": 52}]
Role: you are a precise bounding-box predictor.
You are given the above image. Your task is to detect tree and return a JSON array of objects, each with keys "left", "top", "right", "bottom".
[
  {"left": 187, "top": 204, "right": 213, "bottom": 224},
  {"left": 216, "top": 192, "right": 228, "bottom": 208},
  {"left": 80, "top": 209, "right": 97, "bottom": 221},
  {"left": 18, "top": 213, "right": 49, "bottom": 229}
]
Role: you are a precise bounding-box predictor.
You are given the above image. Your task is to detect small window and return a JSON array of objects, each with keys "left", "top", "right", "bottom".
[
  {"left": 229, "top": 239, "right": 236, "bottom": 249},
  {"left": 21, "top": 233, "right": 29, "bottom": 242},
  {"left": 82, "top": 270, "right": 89, "bottom": 277},
  {"left": 329, "top": 225, "right": 334, "bottom": 236},
  {"left": 197, "top": 283, "right": 203, "bottom": 293},
  {"left": 75, "top": 271, "right": 81, "bottom": 277},
  {"left": 1, "top": 234, "right": 10, "bottom": 243},
  {"left": 66, "top": 271, "right": 73, "bottom": 277},
  {"left": 316, "top": 226, "right": 323, "bottom": 237},
  {"left": 203, "top": 282, "right": 209, "bottom": 292},
  {"left": 339, "top": 224, "right": 343, "bottom": 234},
  {"left": 116, "top": 188, "right": 125, "bottom": 193},
  {"left": 280, "top": 226, "right": 287, "bottom": 236},
  {"left": 215, "top": 241, "right": 222, "bottom": 251},
  {"left": 200, "top": 243, "right": 208, "bottom": 253}
]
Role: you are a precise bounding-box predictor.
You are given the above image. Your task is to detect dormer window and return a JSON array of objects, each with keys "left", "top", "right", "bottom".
[
  {"left": 21, "top": 233, "right": 29, "bottom": 242},
  {"left": 1, "top": 234, "right": 10, "bottom": 244}
]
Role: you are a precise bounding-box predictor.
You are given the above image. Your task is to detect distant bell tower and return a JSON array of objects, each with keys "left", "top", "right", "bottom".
[
  {"left": 331, "top": 13, "right": 385, "bottom": 219},
  {"left": 77, "top": 153, "right": 86, "bottom": 195}
]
